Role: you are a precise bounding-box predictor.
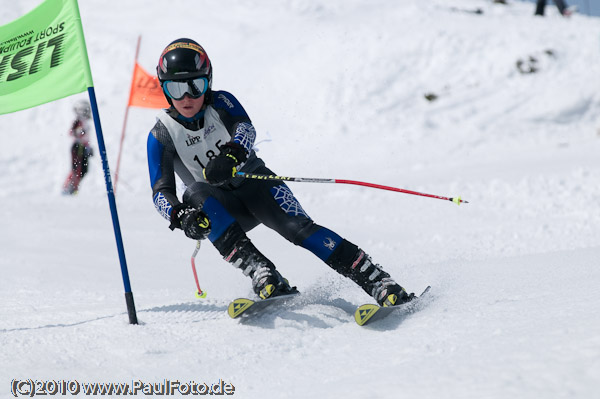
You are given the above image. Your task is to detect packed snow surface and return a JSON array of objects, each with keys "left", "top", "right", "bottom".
[{"left": 1, "top": 1, "right": 599, "bottom": 398}]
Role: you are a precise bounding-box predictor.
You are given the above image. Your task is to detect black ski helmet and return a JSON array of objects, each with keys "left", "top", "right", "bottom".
[{"left": 157, "top": 38, "right": 212, "bottom": 102}]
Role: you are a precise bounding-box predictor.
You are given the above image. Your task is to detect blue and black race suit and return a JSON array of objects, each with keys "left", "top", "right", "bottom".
[{"left": 147, "top": 90, "right": 345, "bottom": 261}]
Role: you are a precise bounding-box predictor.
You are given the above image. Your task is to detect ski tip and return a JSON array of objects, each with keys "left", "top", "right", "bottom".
[{"left": 419, "top": 286, "right": 432, "bottom": 297}]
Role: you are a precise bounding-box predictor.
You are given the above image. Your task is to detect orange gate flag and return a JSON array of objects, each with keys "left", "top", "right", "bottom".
[{"left": 127, "top": 62, "right": 169, "bottom": 108}]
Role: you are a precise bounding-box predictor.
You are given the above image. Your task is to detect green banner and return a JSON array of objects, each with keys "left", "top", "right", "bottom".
[{"left": 0, "top": 0, "right": 92, "bottom": 115}]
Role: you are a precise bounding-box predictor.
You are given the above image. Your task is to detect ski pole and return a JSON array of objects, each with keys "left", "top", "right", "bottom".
[
  {"left": 235, "top": 172, "right": 468, "bottom": 205},
  {"left": 190, "top": 240, "right": 207, "bottom": 298}
]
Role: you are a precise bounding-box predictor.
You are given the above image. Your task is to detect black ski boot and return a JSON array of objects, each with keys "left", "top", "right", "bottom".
[
  {"left": 221, "top": 235, "right": 296, "bottom": 299},
  {"left": 327, "top": 240, "right": 413, "bottom": 306}
]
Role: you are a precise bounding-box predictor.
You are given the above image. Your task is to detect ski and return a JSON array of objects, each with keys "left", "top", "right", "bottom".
[
  {"left": 354, "top": 286, "right": 432, "bottom": 326},
  {"left": 227, "top": 291, "right": 300, "bottom": 319}
]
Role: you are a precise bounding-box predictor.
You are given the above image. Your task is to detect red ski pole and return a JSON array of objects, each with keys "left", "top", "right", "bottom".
[
  {"left": 191, "top": 240, "right": 207, "bottom": 298},
  {"left": 235, "top": 172, "right": 468, "bottom": 205}
]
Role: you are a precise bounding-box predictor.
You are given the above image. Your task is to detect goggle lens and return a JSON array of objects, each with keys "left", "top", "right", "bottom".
[{"left": 164, "top": 77, "right": 208, "bottom": 100}]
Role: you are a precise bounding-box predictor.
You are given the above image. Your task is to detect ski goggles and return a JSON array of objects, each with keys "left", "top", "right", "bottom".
[{"left": 163, "top": 77, "right": 209, "bottom": 100}]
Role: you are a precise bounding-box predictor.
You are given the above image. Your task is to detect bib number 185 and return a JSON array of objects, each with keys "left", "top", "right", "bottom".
[{"left": 193, "top": 139, "right": 223, "bottom": 169}]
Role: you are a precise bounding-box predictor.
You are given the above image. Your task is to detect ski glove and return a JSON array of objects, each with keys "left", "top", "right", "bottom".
[
  {"left": 169, "top": 204, "right": 211, "bottom": 240},
  {"left": 203, "top": 142, "right": 247, "bottom": 186}
]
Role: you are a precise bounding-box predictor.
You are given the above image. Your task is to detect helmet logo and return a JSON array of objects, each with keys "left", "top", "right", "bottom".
[{"left": 160, "top": 42, "right": 206, "bottom": 58}]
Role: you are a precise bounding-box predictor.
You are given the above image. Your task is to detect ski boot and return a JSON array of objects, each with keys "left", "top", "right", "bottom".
[
  {"left": 253, "top": 267, "right": 297, "bottom": 300},
  {"left": 326, "top": 240, "right": 414, "bottom": 306},
  {"left": 223, "top": 236, "right": 296, "bottom": 299},
  {"left": 372, "top": 277, "right": 414, "bottom": 307}
]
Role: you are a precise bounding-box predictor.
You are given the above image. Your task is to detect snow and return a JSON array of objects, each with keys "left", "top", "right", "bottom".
[{"left": 1, "top": 0, "right": 600, "bottom": 398}]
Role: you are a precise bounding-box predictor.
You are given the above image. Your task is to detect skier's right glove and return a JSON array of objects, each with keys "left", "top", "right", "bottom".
[{"left": 169, "top": 204, "right": 211, "bottom": 240}]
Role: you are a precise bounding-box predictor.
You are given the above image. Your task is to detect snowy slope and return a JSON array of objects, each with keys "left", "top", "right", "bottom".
[{"left": 1, "top": 0, "right": 600, "bottom": 398}]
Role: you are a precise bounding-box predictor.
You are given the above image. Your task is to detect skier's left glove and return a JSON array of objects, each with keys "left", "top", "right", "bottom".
[
  {"left": 203, "top": 142, "right": 247, "bottom": 186},
  {"left": 169, "top": 204, "right": 211, "bottom": 240}
]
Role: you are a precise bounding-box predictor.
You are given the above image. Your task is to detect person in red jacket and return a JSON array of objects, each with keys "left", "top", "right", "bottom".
[{"left": 62, "top": 100, "right": 93, "bottom": 195}]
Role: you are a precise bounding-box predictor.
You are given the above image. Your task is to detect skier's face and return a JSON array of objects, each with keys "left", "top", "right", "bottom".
[{"left": 172, "top": 93, "right": 205, "bottom": 118}]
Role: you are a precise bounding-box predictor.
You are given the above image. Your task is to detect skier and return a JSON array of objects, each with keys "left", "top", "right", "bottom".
[
  {"left": 147, "top": 38, "right": 414, "bottom": 306},
  {"left": 63, "top": 99, "right": 93, "bottom": 195}
]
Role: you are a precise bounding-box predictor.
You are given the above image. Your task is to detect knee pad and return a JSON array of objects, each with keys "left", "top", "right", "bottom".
[
  {"left": 195, "top": 197, "right": 236, "bottom": 243},
  {"left": 300, "top": 226, "right": 343, "bottom": 262}
]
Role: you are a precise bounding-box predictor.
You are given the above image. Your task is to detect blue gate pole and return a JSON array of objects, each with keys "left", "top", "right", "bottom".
[{"left": 87, "top": 86, "right": 138, "bottom": 325}]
